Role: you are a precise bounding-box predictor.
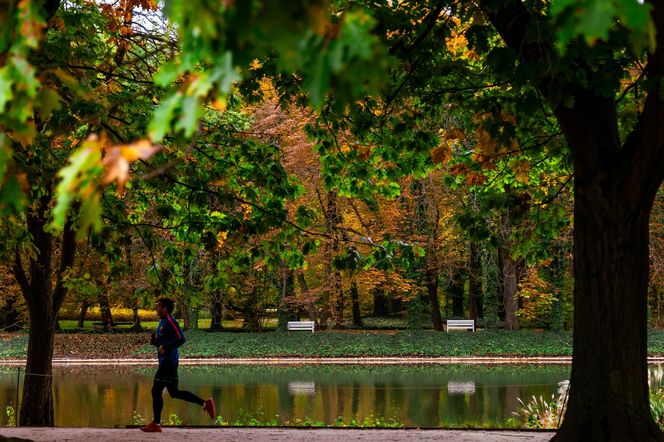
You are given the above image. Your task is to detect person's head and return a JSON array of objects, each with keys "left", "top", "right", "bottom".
[{"left": 155, "top": 297, "right": 175, "bottom": 317}]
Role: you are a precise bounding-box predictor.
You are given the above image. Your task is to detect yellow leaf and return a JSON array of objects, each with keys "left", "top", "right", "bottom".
[
  {"left": 431, "top": 142, "right": 451, "bottom": 164},
  {"left": 119, "top": 140, "right": 159, "bottom": 161},
  {"left": 217, "top": 231, "right": 228, "bottom": 247},
  {"left": 102, "top": 140, "right": 158, "bottom": 187},
  {"left": 475, "top": 128, "right": 497, "bottom": 156},
  {"left": 509, "top": 159, "right": 530, "bottom": 184},
  {"left": 444, "top": 127, "right": 465, "bottom": 141}
]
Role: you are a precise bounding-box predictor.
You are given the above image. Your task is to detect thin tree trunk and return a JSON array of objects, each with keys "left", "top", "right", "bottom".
[
  {"left": 468, "top": 242, "right": 483, "bottom": 321},
  {"left": 296, "top": 271, "right": 316, "bottom": 323},
  {"left": 500, "top": 210, "right": 519, "bottom": 330},
  {"left": 210, "top": 297, "right": 223, "bottom": 330},
  {"left": 98, "top": 292, "right": 113, "bottom": 328},
  {"left": 326, "top": 191, "right": 345, "bottom": 329},
  {"left": 278, "top": 266, "right": 298, "bottom": 330},
  {"left": 372, "top": 286, "right": 389, "bottom": 316},
  {"left": 78, "top": 301, "right": 90, "bottom": 328},
  {"left": 130, "top": 305, "right": 143, "bottom": 332},
  {"left": 181, "top": 300, "right": 190, "bottom": 331},
  {"left": 425, "top": 270, "right": 443, "bottom": 330},
  {"left": 350, "top": 279, "right": 363, "bottom": 327},
  {"left": 449, "top": 269, "right": 465, "bottom": 318}
]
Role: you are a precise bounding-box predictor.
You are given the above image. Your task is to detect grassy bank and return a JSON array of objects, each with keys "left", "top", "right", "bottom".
[{"left": 3, "top": 329, "right": 664, "bottom": 359}]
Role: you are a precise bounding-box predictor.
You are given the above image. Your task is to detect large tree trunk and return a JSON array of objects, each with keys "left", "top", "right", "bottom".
[
  {"left": 12, "top": 198, "right": 75, "bottom": 426},
  {"left": 480, "top": 0, "right": 664, "bottom": 437},
  {"left": 552, "top": 97, "right": 664, "bottom": 439},
  {"left": 555, "top": 171, "right": 660, "bottom": 440},
  {"left": 21, "top": 302, "right": 56, "bottom": 426}
]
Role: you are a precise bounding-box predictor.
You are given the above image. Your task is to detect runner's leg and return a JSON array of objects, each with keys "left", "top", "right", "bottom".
[
  {"left": 166, "top": 382, "right": 205, "bottom": 406},
  {"left": 151, "top": 380, "right": 167, "bottom": 424}
]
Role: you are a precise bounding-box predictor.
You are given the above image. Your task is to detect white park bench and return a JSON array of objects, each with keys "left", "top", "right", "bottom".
[
  {"left": 446, "top": 319, "right": 475, "bottom": 332},
  {"left": 287, "top": 321, "right": 315, "bottom": 333}
]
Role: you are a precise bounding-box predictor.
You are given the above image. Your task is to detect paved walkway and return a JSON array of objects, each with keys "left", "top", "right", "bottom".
[{"left": 0, "top": 428, "right": 554, "bottom": 442}]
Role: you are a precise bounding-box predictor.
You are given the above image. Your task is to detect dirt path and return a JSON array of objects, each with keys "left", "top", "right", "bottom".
[{"left": 0, "top": 427, "right": 554, "bottom": 442}]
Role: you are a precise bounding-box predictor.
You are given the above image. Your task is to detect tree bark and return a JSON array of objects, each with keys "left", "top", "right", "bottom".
[
  {"left": 425, "top": 269, "right": 443, "bottom": 330},
  {"left": 13, "top": 196, "right": 75, "bottom": 426},
  {"left": 500, "top": 209, "right": 519, "bottom": 330},
  {"left": 210, "top": 293, "right": 223, "bottom": 330},
  {"left": 479, "top": 0, "right": 664, "bottom": 435},
  {"left": 77, "top": 301, "right": 90, "bottom": 328},
  {"left": 372, "top": 286, "right": 389, "bottom": 316},
  {"left": 468, "top": 242, "right": 483, "bottom": 321},
  {"left": 21, "top": 303, "right": 55, "bottom": 426},
  {"left": 277, "top": 266, "right": 298, "bottom": 330},
  {"left": 98, "top": 292, "right": 114, "bottom": 328},
  {"left": 350, "top": 279, "right": 363, "bottom": 327},
  {"left": 449, "top": 269, "right": 465, "bottom": 318},
  {"left": 130, "top": 305, "right": 143, "bottom": 332},
  {"left": 296, "top": 270, "right": 317, "bottom": 323},
  {"left": 551, "top": 89, "right": 664, "bottom": 439},
  {"left": 554, "top": 167, "right": 661, "bottom": 440},
  {"left": 180, "top": 300, "right": 190, "bottom": 331}
]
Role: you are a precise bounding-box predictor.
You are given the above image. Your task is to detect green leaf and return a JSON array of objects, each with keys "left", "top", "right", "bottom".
[
  {"left": 0, "top": 65, "right": 14, "bottom": 113},
  {"left": 154, "top": 62, "right": 180, "bottom": 87},
  {"left": 35, "top": 87, "right": 62, "bottom": 118},
  {"left": 175, "top": 95, "right": 201, "bottom": 137},
  {"left": 0, "top": 175, "right": 26, "bottom": 216},
  {"left": 305, "top": 50, "right": 330, "bottom": 106},
  {"left": 211, "top": 52, "right": 241, "bottom": 94},
  {"left": 51, "top": 143, "right": 102, "bottom": 231},
  {"left": 77, "top": 191, "right": 103, "bottom": 237},
  {"left": 578, "top": 0, "right": 615, "bottom": 44},
  {"left": 148, "top": 93, "right": 182, "bottom": 142}
]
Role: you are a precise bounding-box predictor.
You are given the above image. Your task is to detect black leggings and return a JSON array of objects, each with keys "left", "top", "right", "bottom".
[{"left": 151, "top": 379, "right": 204, "bottom": 423}]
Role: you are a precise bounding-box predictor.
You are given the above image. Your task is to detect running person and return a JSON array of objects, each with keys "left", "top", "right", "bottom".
[{"left": 140, "top": 297, "right": 216, "bottom": 432}]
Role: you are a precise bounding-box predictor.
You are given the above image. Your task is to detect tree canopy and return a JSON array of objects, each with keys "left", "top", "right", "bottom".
[{"left": 1, "top": 0, "right": 664, "bottom": 439}]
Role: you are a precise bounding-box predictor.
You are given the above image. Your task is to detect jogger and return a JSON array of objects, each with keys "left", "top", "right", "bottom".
[{"left": 141, "top": 297, "right": 215, "bottom": 432}]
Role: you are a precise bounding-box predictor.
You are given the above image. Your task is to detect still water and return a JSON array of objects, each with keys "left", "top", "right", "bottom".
[{"left": 1, "top": 364, "right": 576, "bottom": 428}]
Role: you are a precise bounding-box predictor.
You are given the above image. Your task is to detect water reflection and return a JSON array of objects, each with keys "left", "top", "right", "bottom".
[{"left": 0, "top": 364, "right": 578, "bottom": 428}]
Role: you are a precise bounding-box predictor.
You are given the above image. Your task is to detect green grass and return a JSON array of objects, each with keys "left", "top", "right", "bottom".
[
  {"left": 4, "top": 329, "right": 664, "bottom": 359},
  {"left": 158, "top": 329, "right": 575, "bottom": 358},
  {"left": 0, "top": 335, "right": 28, "bottom": 358}
]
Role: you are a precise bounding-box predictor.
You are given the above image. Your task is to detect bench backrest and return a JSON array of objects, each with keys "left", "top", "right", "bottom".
[
  {"left": 287, "top": 321, "right": 315, "bottom": 332},
  {"left": 446, "top": 319, "right": 475, "bottom": 332}
]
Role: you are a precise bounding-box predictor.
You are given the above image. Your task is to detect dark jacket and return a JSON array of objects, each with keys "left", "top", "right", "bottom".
[{"left": 152, "top": 313, "right": 186, "bottom": 365}]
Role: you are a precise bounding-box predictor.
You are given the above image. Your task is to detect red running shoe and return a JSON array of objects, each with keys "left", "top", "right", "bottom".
[
  {"left": 140, "top": 422, "right": 162, "bottom": 432},
  {"left": 203, "top": 397, "right": 216, "bottom": 420}
]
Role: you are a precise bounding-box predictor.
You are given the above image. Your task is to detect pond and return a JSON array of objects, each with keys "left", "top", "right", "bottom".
[{"left": 0, "top": 363, "right": 629, "bottom": 428}]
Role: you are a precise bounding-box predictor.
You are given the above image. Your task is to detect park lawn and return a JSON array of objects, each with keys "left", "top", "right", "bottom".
[
  {"left": 3, "top": 329, "right": 664, "bottom": 360},
  {"left": 56, "top": 318, "right": 273, "bottom": 331}
]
